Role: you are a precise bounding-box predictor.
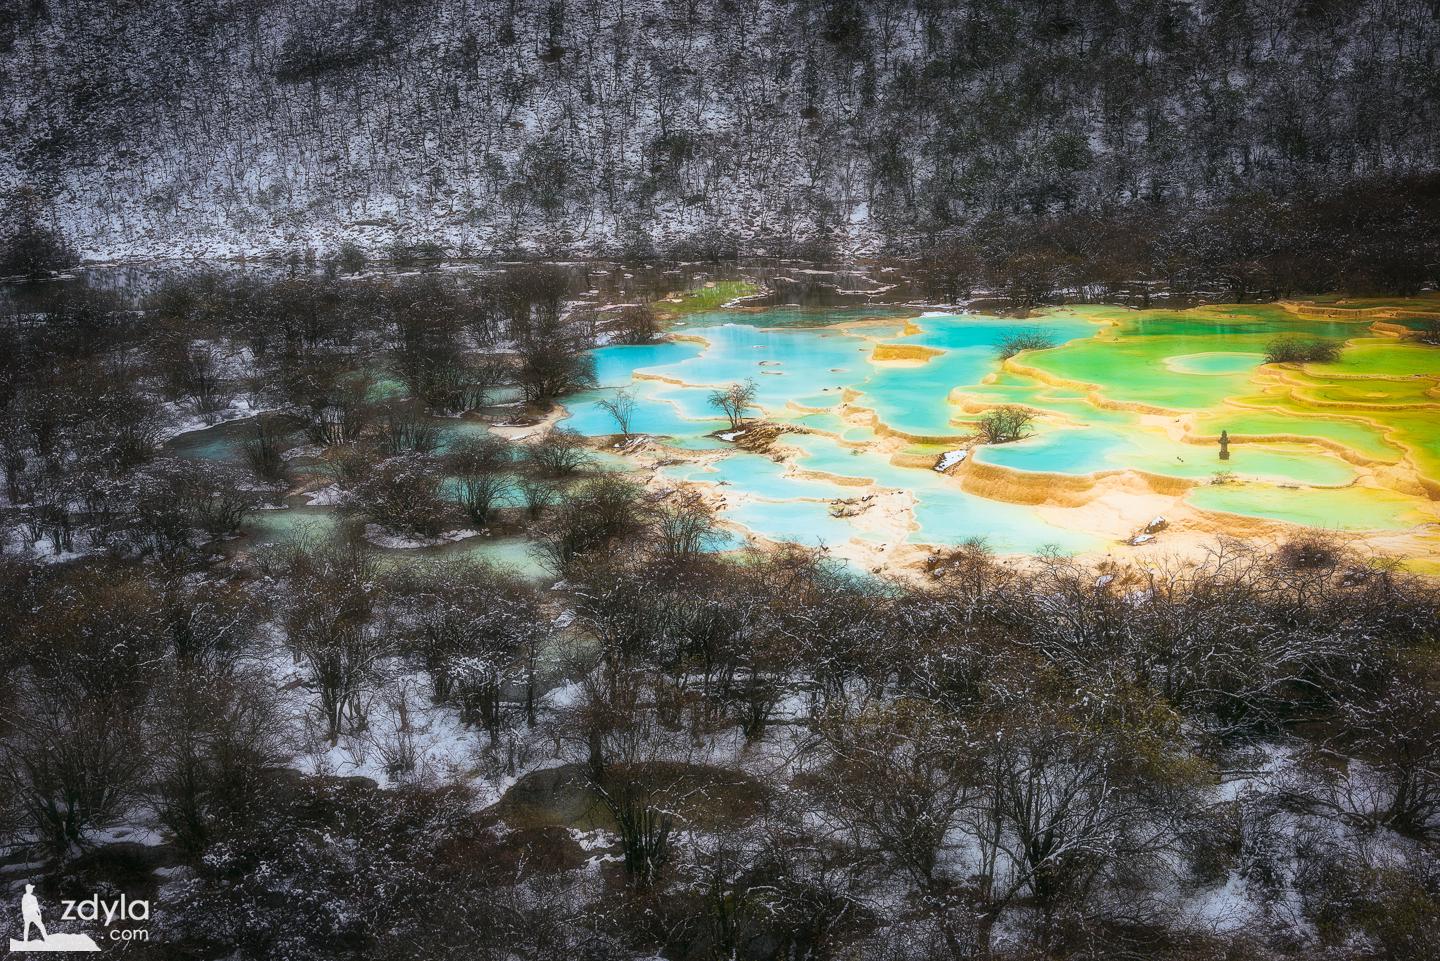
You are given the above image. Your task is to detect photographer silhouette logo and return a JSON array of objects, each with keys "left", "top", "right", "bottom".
[{"left": 9, "top": 885, "right": 101, "bottom": 953}]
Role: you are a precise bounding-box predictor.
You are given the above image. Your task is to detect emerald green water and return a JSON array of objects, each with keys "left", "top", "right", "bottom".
[
  {"left": 1188, "top": 484, "right": 1426, "bottom": 531},
  {"left": 1188, "top": 411, "right": 1402, "bottom": 463},
  {"left": 1164, "top": 352, "right": 1266, "bottom": 375}
]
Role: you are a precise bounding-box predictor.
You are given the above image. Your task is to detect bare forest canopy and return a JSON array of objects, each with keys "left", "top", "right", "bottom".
[
  {"left": 1, "top": 262, "right": 1439, "bottom": 958},
  {"left": 3, "top": 0, "right": 1440, "bottom": 276}
]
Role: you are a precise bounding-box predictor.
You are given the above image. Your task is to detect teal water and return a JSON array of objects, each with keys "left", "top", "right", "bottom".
[
  {"left": 592, "top": 340, "right": 703, "bottom": 387},
  {"left": 975, "top": 427, "right": 1357, "bottom": 486},
  {"left": 567, "top": 311, "right": 1098, "bottom": 442},
  {"left": 243, "top": 504, "right": 345, "bottom": 548},
  {"left": 908, "top": 484, "right": 1097, "bottom": 554},
  {"left": 562, "top": 382, "right": 728, "bottom": 436},
  {"left": 165, "top": 419, "right": 254, "bottom": 463},
  {"left": 435, "top": 417, "right": 494, "bottom": 449},
  {"left": 723, "top": 499, "right": 860, "bottom": 547},
  {"left": 663, "top": 452, "right": 857, "bottom": 500},
  {"left": 567, "top": 310, "right": 1109, "bottom": 554},
  {"left": 783, "top": 432, "right": 1097, "bottom": 553},
  {"left": 643, "top": 324, "right": 878, "bottom": 413}
]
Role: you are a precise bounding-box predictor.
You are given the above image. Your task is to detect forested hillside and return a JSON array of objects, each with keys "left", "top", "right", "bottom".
[{"left": 4, "top": 0, "right": 1440, "bottom": 262}]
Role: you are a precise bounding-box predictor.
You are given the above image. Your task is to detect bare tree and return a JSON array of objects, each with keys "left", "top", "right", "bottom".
[
  {"left": 516, "top": 338, "right": 596, "bottom": 405},
  {"left": 596, "top": 388, "right": 638, "bottom": 439},
  {"left": 0, "top": 413, "right": 28, "bottom": 502},
  {"left": 0, "top": 692, "right": 147, "bottom": 854},
  {"left": 149, "top": 670, "right": 286, "bottom": 853},
  {"left": 243, "top": 415, "right": 292, "bottom": 484},
  {"left": 349, "top": 454, "right": 451, "bottom": 537},
  {"left": 525, "top": 427, "right": 590, "bottom": 476},
  {"left": 0, "top": 195, "right": 75, "bottom": 279},
  {"left": 403, "top": 563, "right": 541, "bottom": 744},
  {"left": 444, "top": 435, "right": 512, "bottom": 524},
  {"left": 518, "top": 476, "right": 559, "bottom": 520},
  {"left": 535, "top": 474, "right": 647, "bottom": 572},
  {"left": 969, "top": 680, "right": 1204, "bottom": 954},
  {"left": 378, "top": 400, "right": 441, "bottom": 455},
  {"left": 708, "top": 379, "right": 758, "bottom": 430},
  {"left": 611, "top": 304, "right": 658, "bottom": 345},
  {"left": 163, "top": 342, "right": 237, "bottom": 422},
  {"left": 812, "top": 698, "right": 978, "bottom": 891},
  {"left": 286, "top": 546, "right": 389, "bottom": 744},
  {"left": 653, "top": 494, "right": 721, "bottom": 560},
  {"left": 564, "top": 664, "right": 693, "bottom": 890}
]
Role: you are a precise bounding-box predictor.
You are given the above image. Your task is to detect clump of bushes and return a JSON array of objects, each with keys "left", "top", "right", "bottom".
[
  {"left": 1275, "top": 532, "right": 1342, "bottom": 570},
  {"left": 609, "top": 304, "right": 658, "bottom": 345},
  {"left": 535, "top": 474, "right": 647, "bottom": 571},
  {"left": 976, "top": 405, "right": 1036, "bottom": 444},
  {"left": 996, "top": 329, "right": 1055, "bottom": 360},
  {"left": 1265, "top": 337, "right": 1342, "bottom": 364},
  {"left": 243, "top": 416, "right": 293, "bottom": 484},
  {"left": 349, "top": 454, "right": 451, "bottom": 538}
]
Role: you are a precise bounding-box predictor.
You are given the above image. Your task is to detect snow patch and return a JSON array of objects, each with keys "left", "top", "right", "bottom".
[{"left": 934, "top": 449, "right": 967, "bottom": 472}]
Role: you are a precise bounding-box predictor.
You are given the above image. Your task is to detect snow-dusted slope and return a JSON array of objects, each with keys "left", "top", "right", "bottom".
[{"left": 3, "top": 0, "right": 1438, "bottom": 261}]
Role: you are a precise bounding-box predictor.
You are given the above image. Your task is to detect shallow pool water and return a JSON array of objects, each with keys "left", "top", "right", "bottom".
[
  {"left": 908, "top": 484, "right": 1098, "bottom": 554},
  {"left": 975, "top": 427, "right": 1357, "bottom": 486},
  {"left": 664, "top": 452, "right": 856, "bottom": 501},
  {"left": 1187, "top": 484, "right": 1427, "bottom": 531},
  {"left": 722, "top": 498, "right": 861, "bottom": 547},
  {"left": 1164, "top": 352, "right": 1266, "bottom": 376},
  {"left": 165, "top": 418, "right": 254, "bottom": 462},
  {"left": 413, "top": 535, "right": 552, "bottom": 579},
  {"left": 561, "top": 381, "right": 728, "bottom": 436},
  {"left": 779, "top": 432, "right": 1099, "bottom": 553},
  {"left": 242, "top": 503, "right": 345, "bottom": 549}
]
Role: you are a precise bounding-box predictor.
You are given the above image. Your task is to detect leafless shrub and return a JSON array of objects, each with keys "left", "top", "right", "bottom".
[
  {"left": 976, "top": 405, "right": 1036, "bottom": 443},
  {"left": 1265, "top": 337, "right": 1341, "bottom": 364},
  {"left": 525, "top": 427, "right": 591, "bottom": 477},
  {"left": 996, "top": 328, "right": 1055, "bottom": 360}
]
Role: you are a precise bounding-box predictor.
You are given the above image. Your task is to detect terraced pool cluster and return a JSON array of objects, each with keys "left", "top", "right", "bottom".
[
  {"left": 168, "top": 295, "right": 1440, "bottom": 574},
  {"left": 562, "top": 299, "right": 1440, "bottom": 568}
]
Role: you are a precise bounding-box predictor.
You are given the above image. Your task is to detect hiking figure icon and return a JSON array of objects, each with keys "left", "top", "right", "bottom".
[
  {"left": 9, "top": 885, "right": 100, "bottom": 953},
  {"left": 21, "top": 887, "right": 45, "bottom": 945}
]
